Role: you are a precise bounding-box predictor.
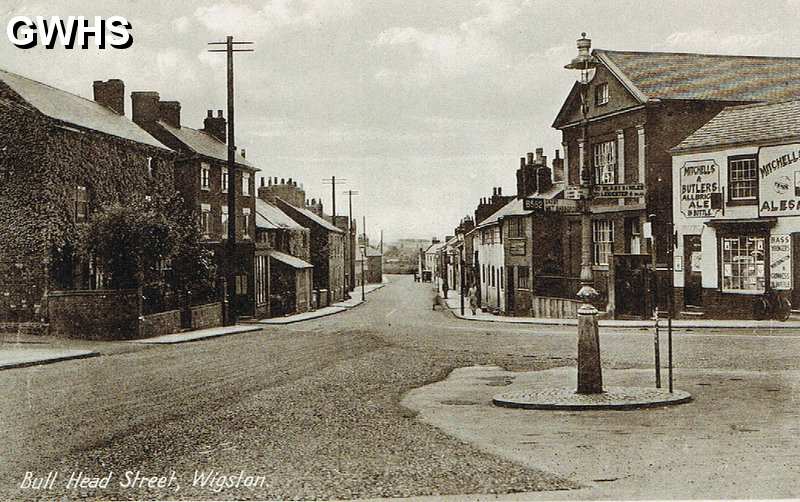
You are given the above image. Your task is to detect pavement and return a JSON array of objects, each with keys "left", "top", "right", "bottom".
[
  {"left": 131, "top": 324, "right": 262, "bottom": 344},
  {"left": 443, "top": 292, "right": 800, "bottom": 329},
  {"left": 0, "top": 274, "right": 798, "bottom": 500},
  {"left": 254, "top": 282, "right": 386, "bottom": 325},
  {"left": 0, "top": 347, "right": 98, "bottom": 370}
]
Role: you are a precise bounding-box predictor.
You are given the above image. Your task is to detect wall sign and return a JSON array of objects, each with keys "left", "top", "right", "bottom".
[
  {"left": 679, "top": 160, "right": 721, "bottom": 218},
  {"left": 758, "top": 143, "right": 800, "bottom": 217},
  {"left": 769, "top": 234, "right": 792, "bottom": 290},
  {"left": 508, "top": 239, "right": 526, "bottom": 256},
  {"left": 523, "top": 198, "right": 579, "bottom": 213}
]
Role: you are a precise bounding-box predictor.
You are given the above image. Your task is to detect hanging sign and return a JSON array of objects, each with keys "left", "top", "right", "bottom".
[
  {"left": 769, "top": 234, "right": 792, "bottom": 290},
  {"left": 680, "top": 160, "right": 721, "bottom": 218},
  {"left": 758, "top": 143, "right": 800, "bottom": 216}
]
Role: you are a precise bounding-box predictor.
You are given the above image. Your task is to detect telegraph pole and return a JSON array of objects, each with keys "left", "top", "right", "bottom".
[
  {"left": 208, "top": 36, "right": 253, "bottom": 325},
  {"left": 344, "top": 190, "right": 359, "bottom": 292},
  {"left": 323, "top": 176, "right": 347, "bottom": 219}
]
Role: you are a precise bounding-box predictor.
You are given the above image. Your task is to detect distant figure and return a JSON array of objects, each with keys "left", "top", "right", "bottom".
[
  {"left": 442, "top": 279, "right": 448, "bottom": 299},
  {"left": 468, "top": 285, "right": 478, "bottom": 316}
]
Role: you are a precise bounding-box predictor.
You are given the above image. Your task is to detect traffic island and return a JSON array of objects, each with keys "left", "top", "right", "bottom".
[{"left": 493, "top": 386, "right": 691, "bottom": 410}]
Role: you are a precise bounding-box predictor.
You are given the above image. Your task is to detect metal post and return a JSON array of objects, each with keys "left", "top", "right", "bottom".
[
  {"left": 654, "top": 308, "right": 661, "bottom": 388},
  {"left": 361, "top": 246, "right": 365, "bottom": 302},
  {"left": 668, "top": 222, "right": 675, "bottom": 393},
  {"left": 650, "top": 213, "right": 661, "bottom": 388},
  {"left": 460, "top": 252, "right": 465, "bottom": 316}
]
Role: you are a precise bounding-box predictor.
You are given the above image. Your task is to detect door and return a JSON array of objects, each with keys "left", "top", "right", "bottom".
[
  {"left": 613, "top": 254, "right": 649, "bottom": 318},
  {"left": 506, "top": 267, "right": 515, "bottom": 314},
  {"left": 684, "top": 235, "right": 703, "bottom": 307}
]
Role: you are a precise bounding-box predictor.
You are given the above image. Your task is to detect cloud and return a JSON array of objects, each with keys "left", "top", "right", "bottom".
[
  {"left": 194, "top": 0, "right": 354, "bottom": 36},
  {"left": 664, "top": 29, "right": 781, "bottom": 55}
]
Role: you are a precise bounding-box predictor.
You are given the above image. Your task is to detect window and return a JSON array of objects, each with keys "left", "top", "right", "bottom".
[
  {"left": 222, "top": 167, "right": 228, "bottom": 193},
  {"left": 509, "top": 217, "right": 524, "bottom": 238},
  {"left": 221, "top": 205, "right": 228, "bottom": 237},
  {"left": 200, "top": 162, "right": 210, "bottom": 191},
  {"left": 255, "top": 255, "right": 267, "bottom": 305},
  {"left": 236, "top": 274, "right": 248, "bottom": 295},
  {"left": 518, "top": 266, "right": 530, "bottom": 289},
  {"left": 595, "top": 83, "right": 609, "bottom": 106},
  {"left": 493, "top": 226, "right": 501, "bottom": 244},
  {"left": 74, "top": 185, "right": 89, "bottom": 222},
  {"left": 593, "top": 140, "right": 616, "bottom": 185},
  {"left": 728, "top": 156, "right": 757, "bottom": 202},
  {"left": 242, "top": 208, "right": 251, "bottom": 238},
  {"left": 146, "top": 157, "right": 153, "bottom": 177},
  {"left": 242, "top": 172, "right": 251, "bottom": 196},
  {"left": 200, "top": 204, "right": 211, "bottom": 236},
  {"left": 592, "top": 220, "right": 614, "bottom": 266},
  {"left": 721, "top": 235, "right": 765, "bottom": 293}
]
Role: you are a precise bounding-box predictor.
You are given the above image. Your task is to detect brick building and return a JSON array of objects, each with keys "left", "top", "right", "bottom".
[
  {"left": 552, "top": 43, "right": 800, "bottom": 318},
  {"left": 254, "top": 193, "right": 313, "bottom": 317},
  {"left": 0, "top": 68, "right": 173, "bottom": 324},
  {"left": 260, "top": 184, "right": 346, "bottom": 305},
  {"left": 130, "top": 93, "right": 265, "bottom": 318}
]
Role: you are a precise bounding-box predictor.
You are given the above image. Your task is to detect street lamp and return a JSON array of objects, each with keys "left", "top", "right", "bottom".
[{"left": 565, "top": 33, "right": 603, "bottom": 394}]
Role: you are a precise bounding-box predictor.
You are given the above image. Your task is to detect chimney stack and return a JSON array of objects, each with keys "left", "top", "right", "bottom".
[
  {"left": 203, "top": 109, "right": 227, "bottom": 143},
  {"left": 93, "top": 79, "right": 125, "bottom": 115},
  {"left": 552, "top": 149, "right": 564, "bottom": 183},
  {"left": 131, "top": 91, "right": 160, "bottom": 127},
  {"left": 158, "top": 100, "right": 181, "bottom": 128},
  {"left": 535, "top": 148, "right": 544, "bottom": 164}
]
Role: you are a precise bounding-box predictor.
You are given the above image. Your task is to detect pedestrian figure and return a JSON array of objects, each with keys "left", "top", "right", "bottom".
[
  {"left": 468, "top": 285, "right": 479, "bottom": 316},
  {"left": 442, "top": 279, "right": 448, "bottom": 299}
]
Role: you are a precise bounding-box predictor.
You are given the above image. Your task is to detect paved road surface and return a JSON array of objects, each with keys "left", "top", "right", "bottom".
[{"left": 1, "top": 275, "right": 798, "bottom": 500}]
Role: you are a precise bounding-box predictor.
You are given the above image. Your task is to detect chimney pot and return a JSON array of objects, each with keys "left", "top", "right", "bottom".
[
  {"left": 261, "top": 178, "right": 265, "bottom": 187},
  {"left": 203, "top": 109, "right": 227, "bottom": 143},
  {"left": 555, "top": 149, "right": 561, "bottom": 160},
  {"left": 498, "top": 187, "right": 502, "bottom": 196},
  {"left": 207, "top": 109, "right": 213, "bottom": 118},
  {"left": 241, "top": 148, "right": 246, "bottom": 158},
  {"left": 520, "top": 157, "right": 526, "bottom": 169},
  {"left": 527, "top": 152, "right": 534, "bottom": 165},
  {"left": 280, "top": 178, "right": 285, "bottom": 184},
  {"left": 217, "top": 109, "right": 223, "bottom": 117}
]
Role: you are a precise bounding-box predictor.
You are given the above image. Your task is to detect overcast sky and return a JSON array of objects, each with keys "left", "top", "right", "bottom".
[{"left": 3, "top": 0, "right": 800, "bottom": 242}]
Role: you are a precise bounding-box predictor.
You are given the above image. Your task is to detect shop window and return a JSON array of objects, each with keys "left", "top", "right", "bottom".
[
  {"left": 593, "top": 140, "right": 616, "bottom": 185},
  {"left": 592, "top": 220, "right": 614, "bottom": 266},
  {"left": 721, "top": 235, "right": 765, "bottom": 293},
  {"left": 595, "top": 83, "right": 609, "bottom": 106},
  {"left": 200, "top": 162, "right": 211, "bottom": 191},
  {"left": 728, "top": 156, "right": 757, "bottom": 202},
  {"left": 518, "top": 266, "right": 530, "bottom": 289},
  {"left": 222, "top": 167, "right": 228, "bottom": 193}
]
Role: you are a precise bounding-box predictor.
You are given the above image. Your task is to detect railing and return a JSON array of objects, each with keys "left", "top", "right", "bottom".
[{"left": 533, "top": 274, "right": 608, "bottom": 305}]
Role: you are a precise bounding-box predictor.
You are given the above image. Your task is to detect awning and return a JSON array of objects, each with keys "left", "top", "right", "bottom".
[
  {"left": 705, "top": 218, "right": 777, "bottom": 231},
  {"left": 269, "top": 250, "right": 313, "bottom": 269}
]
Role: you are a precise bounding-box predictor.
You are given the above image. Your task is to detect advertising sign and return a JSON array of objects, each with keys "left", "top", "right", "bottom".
[
  {"left": 523, "top": 198, "right": 580, "bottom": 213},
  {"left": 592, "top": 183, "right": 646, "bottom": 199},
  {"left": 564, "top": 185, "right": 590, "bottom": 200},
  {"left": 679, "top": 160, "right": 721, "bottom": 218},
  {"left": 758, "top": 143, "right": 800, "bottom": 217},
  {"left": 770, "top": 234, "right": 792, "bottom": 290},
  {"left": 508, "top": 239, "right": 526, "bottom": 256}
]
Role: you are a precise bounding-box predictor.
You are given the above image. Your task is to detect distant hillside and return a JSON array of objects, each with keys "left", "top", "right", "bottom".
[{"left": 383, "top": 239, "right": 431, "bottom": 274}]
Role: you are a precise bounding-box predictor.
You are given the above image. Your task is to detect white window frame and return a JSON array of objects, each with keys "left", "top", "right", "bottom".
[
  {"left": 221, "top": 167, "right": 228, "bottom": 193},
  {"left": 221, "top": 205, "right": 228, "bottom": 238},
  {"left": 242, "top": 207, "right": 251, "bottom": 239},
  {"left": 593, "top": 140, "right": 616, "bottom": 185},
  {"left": 592, "top": 220, "right": 614, "bottom": 266},
  {"left": 720, "top": 235, "right": 765, "bottom": 294},
  {"left": 728, "top": 156, "right": 758, "bottom": 202},
  {"left": 595, "top": 82, "right": 609, "bottom": 106},
  {"left": 200, "top": 162, "right": 211, "bottom": 191},
  {"left": 242, "top": 172, "right": 251, "bottom": 196},
  {"left": 200, "top": 203, "right": 211, "bottom": 236}
]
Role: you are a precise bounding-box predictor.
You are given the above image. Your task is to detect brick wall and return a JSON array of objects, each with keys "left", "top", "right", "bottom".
[
  {"left": 189, "top": 302, "right": 223, "bottom": 330},
  {"left": 140, "top": 309, "right": 181, "bottom": 337},
  {"left": 48, "top": 289, "right": 140, "bottom": 339}
]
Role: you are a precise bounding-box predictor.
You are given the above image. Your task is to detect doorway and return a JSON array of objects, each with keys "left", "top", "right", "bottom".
[
  {"left": 684, "top": 235, "right": 703, "bottom": 307},
  {"left": 506, "top": 267, "right": 515, "bottom": 314}
]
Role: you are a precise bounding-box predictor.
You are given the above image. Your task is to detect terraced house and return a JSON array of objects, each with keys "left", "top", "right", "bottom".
[
  {"left": 552, "top": 41, "right": 800, "bottom": 318},
  {"left": 0, "top": 69, "right": 173, "bottom": 324}
]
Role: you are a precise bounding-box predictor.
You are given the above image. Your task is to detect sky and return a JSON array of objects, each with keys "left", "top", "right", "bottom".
[{"left": 2, "top": 0, "right": 800, "bottom": 242}]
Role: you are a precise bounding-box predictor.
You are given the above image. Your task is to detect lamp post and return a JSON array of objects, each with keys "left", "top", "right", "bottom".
[{"left": 565, "top": 33, "right": 603, "bottom": 394}]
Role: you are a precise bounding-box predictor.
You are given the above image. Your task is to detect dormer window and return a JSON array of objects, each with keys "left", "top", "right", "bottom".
[
  {"left": 200, "top": 162, "right": 211, "bottom": 191},
  {"left": 595, "top": 82, "right": 609, "bottom": 106}
]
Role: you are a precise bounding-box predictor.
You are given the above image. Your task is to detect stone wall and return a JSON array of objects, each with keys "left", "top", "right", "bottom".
[
  {"left": 48, "top": 289, "right": 140, "bottom": 340},
  {"left": 140, "top": 309, "right": 181, "bottom": 338},
  {"left": 189, "top": 302, "right": 222, "bottom": 330}
]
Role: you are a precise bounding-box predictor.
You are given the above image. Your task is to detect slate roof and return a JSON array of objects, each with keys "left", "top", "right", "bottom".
[
  {"left": 255, "top": 198, "right": 304, "bottom": 230},
  {"left": 279, "top": 199, "right": 343, "bottom": 234},
  {"left": 597, "top": 50, "right": 800, "bottom": 103},
  {"left": 673, "top": 99, "right": 800, "bottom": 152},
  {"left": 158, "top": 120, "right": 254, "bottom": 169},
  {"left": 269, "top": 250, "right": 312, "bottom": 269},
  {"left": 0, "top": 68, "right": 167, "bottom": 149}
]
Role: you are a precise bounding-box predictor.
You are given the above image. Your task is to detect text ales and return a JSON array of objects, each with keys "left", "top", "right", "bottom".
[
  {"left": 680, "top": 160, "right": 721, "bottom": 218},
  {"left": 759, "top": 144, "right": 800, "bottom": 216}
]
